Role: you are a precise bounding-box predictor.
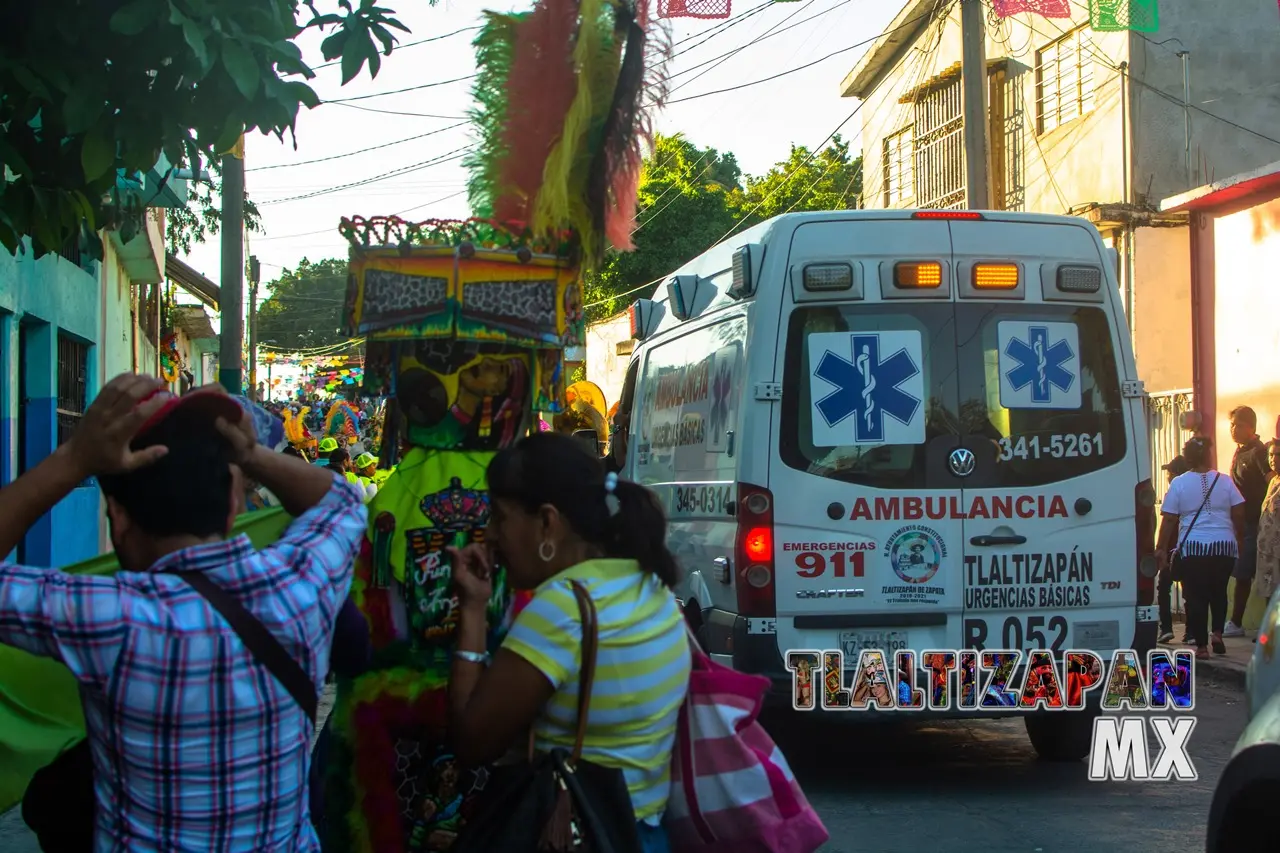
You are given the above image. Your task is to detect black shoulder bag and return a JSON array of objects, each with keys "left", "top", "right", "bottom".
[
  {"left": 452, "top": 581, "right": 641, "bottom": 853},
  {"left": 22, "top": 572, "right": 317, "bottom": 851},
  {"left": 1170, "top": 473, "right": 1221, "bottom": 583}
]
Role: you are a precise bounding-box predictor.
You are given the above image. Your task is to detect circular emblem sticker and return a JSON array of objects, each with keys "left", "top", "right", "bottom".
[{"left": 884, "top": 525, "right": 946, "bottom": 584}]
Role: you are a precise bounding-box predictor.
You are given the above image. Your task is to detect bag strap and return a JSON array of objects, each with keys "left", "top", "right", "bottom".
[
  {"left": 1175, "top": 472, "right": 1221, "bottom": 558},
  {"left": 172, "top": 571, "right": 318, "bottom": 725},
  {"left": 568, "top": 580, "right": 600, "bottom": 765}
]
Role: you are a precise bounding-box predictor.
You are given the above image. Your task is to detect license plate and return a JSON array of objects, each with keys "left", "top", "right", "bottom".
[{"left": 839, "top": 631, "right": 909, "bottom": 665}]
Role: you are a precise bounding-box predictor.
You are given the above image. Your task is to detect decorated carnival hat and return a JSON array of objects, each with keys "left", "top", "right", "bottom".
[
  {"left": 135, "top": 388, "right": 287, "bottom": 451},
  {"left": 319, "top": 436, "right": 340, "bottom": 453}
]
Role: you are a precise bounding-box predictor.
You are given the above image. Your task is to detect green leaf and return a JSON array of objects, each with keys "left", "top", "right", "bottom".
[
  {"left": 183, "top": 20, "right": 211, "bottom": 72},
  {"left": 109, "top": 0, "right": 158, "bottom": 36},
  {"left": 339, "top": 40, "right": 366, "bottom": 85},
  {"left": 168, "top": 2, "right": 187, "bottom": 25},
  {"left": 10, "top": 66, "right": 51, "bottom": 101},
  {"left": 62, "top": 85, "right": 105, "bottom": 136},
  {"left": 320, "top": 30, "right": 348, "bottom": 61},
  {"left": 285, "top": 81, "right": 322, "bottom": 110},
  {"left": 81, "top": 125, "right": 117, "bottom": 180},
  {"left": 364, "top": 32, "right": 381, "bottom": 78},
  {"left": 221, "top": 40, "right": 261, "bottom": 100}
]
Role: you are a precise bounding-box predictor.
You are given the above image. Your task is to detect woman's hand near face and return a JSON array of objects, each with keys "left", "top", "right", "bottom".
[{"left": 448, "top": 544, "right": 494, "bottom": 610}]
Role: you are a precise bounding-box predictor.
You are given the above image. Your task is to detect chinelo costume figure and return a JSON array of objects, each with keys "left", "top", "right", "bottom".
[{"left": 318, "top": 0, "right": 666, "bottom": 842}]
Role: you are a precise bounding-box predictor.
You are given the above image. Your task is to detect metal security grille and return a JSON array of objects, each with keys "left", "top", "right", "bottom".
[
  {"left": 1036, "top": 27, "right": 1097, "bottom": 134},
  {"left": 913, "top": 79, "right": 965, "bottom": 210},
  {"left": 56, "top": 335, "right": 88, "bottom": 447},
  {"left": 882, "top": 126, "right": 915, "bottom": 207}
]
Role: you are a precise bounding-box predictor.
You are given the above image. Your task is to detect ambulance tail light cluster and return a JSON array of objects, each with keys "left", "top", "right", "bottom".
[
  {"left": 1056, "top": 265, "right": 1102, "bottom": 294},
  {"left": 735, "top": 482, "right": 776, "bottom": 617},
  {"left": 1135, "top": 480, "right": 1158, "bottom": 605},
  {"left": 972, "top": 263, "right": 1019, "bottom": 290},
  {"left": 894, "top": 261, "right": 943, "bottom": 289}
]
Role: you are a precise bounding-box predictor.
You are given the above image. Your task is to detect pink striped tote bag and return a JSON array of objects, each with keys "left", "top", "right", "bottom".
[{"left": 664, "top": 629, "right": 828, "bottom": 853}]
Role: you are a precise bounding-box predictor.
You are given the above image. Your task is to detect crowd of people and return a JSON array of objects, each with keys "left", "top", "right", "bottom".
[
  {"left": 0, "top": 374, "right": 696, "bottom": 853},
  {"left": 1156, "top": 405, "right": 1279, "bottom": 659}
]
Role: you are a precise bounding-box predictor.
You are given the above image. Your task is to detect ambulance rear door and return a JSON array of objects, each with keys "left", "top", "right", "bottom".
[{"left": 768, "top": 215, "right": 966, "bottom": 668}]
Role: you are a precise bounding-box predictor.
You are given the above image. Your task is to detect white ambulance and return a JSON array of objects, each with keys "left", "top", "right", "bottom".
[{"left": 615, "top": 209, "right": 1159, "bottom": 760}]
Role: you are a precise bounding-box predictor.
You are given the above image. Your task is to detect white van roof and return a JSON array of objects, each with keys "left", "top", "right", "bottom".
[{"left": 641, "top": 209, "right": 1106, "bottom": 338}]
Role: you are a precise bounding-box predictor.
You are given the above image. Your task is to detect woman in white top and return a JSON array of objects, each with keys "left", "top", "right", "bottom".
[{"left": 1156, "top": 435, "right": 1246, "bottom": 659}]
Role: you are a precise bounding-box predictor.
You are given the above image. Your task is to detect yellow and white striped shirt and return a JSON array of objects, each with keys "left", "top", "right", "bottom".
[{"left": 503, "top": 559, "right": 691, "bottom": 823}]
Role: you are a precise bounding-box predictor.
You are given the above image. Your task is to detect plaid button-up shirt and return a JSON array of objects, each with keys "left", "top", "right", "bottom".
[{"left": 0, "top": 475, "right": 367, "bottom": 852}]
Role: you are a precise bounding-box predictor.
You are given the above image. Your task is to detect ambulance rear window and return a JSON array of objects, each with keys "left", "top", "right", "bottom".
[
  {"left": 780, "top": 303, "right": 1127, "bottom": 488},
  {"left": 955, "top": 304, "right": 1126, "bottom": 487}
]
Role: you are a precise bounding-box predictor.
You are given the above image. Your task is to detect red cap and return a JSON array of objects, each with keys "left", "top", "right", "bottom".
[{"left": 134, "top": 388, "right": 244, "bottom": 444}]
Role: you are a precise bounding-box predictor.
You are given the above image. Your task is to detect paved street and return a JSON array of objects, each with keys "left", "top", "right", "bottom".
[
  {"left": 1, "top": 674, "right": 1244, "bottom": 852},
  {"left": 771, "top": 670, "right": 1246, "bottom": 853}
]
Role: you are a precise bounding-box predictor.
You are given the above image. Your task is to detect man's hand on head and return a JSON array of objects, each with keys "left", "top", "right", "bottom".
[{"left": 63, "top": 373, "right": 171, "bottom": 478}]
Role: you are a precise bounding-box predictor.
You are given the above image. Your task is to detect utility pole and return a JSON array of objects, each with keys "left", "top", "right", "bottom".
[
  {"left": 959, "top": 0, "right": 990, "bottom": 210},
  {"left": 248, "top": 255, "right": 260, "bottom": 401},
  {"left": 219, "top": 136, "right": 245, "bottom": 394}
]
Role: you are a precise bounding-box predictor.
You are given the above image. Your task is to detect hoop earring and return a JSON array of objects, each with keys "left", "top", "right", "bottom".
[{"left": 538, "top": 540, "right": 556, "bottom": 563}]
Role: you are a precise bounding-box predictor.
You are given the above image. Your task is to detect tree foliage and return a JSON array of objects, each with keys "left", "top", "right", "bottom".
[
  {"left": 729, "top": 134, "right": 862, "bottom": 229},
  {"left": 586, "top": 134, "right": 741, "bottom": 321},
  {"left": 256, "top": 257, "right": 349, "bottom": 351},
  {"left": 0, "top": 0, "right": 407, "bottom": 259},
  {"left": 585, "top": 133, "right": 862, "bottom": 321}
]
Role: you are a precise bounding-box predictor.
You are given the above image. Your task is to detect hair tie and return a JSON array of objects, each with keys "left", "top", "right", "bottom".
[{"left": 604, "top": 472, "right": 621, "bottom": 516}]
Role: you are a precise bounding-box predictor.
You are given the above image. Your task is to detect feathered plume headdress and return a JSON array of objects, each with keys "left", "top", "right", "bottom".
[{"left": 466, "top": 0, "right": 671, "bottom": 266}]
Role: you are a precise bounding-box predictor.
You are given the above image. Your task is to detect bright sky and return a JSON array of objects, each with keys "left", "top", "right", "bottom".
[{"left": 180, "top": 0, "right": 899, "bottom": 286}]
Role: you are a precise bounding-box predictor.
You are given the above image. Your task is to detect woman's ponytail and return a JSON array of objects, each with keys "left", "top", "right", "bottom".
[{"left": 607, "top": 479, "right": 680, "bottom": 589}]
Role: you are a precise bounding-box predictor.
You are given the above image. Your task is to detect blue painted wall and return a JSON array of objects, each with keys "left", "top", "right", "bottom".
[{"left": 0, "top": 243, "right": 102, "bottom": 567}]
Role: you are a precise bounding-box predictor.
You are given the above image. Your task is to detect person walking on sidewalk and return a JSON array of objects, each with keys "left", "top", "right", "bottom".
[
  {"left": 1156, "top": 435, "right": 1247, "bottom": 660},
  {"left": 1252, "top": 440, "right": 1280, "bottom": 613},
  {"left": 1224, "top": 406, "right": 1272, "bottom": 638},
  {"left": 1158, "top": 454, "right": 1192, "bottom": 643}
]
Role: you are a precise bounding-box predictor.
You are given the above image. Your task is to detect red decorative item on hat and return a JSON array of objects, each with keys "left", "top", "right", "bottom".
[
  {"left": 990, "top": 0, "right": 1071, "bottom": 17},
  {"left": 657, "top": 0, "right": 730, "bottom": 20}
]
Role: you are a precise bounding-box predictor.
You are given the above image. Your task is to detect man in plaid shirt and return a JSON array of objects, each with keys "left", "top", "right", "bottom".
[{"left": 0, "top": 374, "right": 366, "bottom": 851}]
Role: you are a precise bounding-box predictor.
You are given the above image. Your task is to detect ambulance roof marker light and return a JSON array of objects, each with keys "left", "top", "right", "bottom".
[
  {"left": 912, "top": 210, "right": 984, "bottom": 220},
  {"left": 729, "top": 244, "right": 763, "bottom": 300},
  {"left": 666, "top": 275, "right": 698, "bottom": 321},
  {"left": 629, "top": 298, "right": 657, "bottom": 341}
]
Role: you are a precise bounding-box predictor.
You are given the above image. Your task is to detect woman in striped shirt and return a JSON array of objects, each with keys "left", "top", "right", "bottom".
[{"left": 446, "top": 432, "right": 691, "bottom": 853}]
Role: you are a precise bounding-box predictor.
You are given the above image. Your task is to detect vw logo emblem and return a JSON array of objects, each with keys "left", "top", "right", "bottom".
[{"left": 948, "top": 447, "right": 976, "bottom": 477}]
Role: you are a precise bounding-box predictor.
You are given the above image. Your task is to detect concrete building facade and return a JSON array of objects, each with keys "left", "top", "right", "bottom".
[{"left": 840, "top": 0, "right": 1280, "bottom": 401}]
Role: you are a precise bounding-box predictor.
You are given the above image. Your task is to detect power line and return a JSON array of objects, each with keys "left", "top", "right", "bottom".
[
  {"left": 667, "top": 0, "right": 852, "bottom": 83},
  {"left": 663, "top": 6, "right": 941, "bottom": 106},
  {"left": 247, "top": 122, "right": 468, "bottom": 172},
  {"left": 311, "top": 25, "right": 481, "bottom": 70},
  {"left": 326, "top": 102, "right": 468, "bottom": 120},
  {"left": 258, "top": 147, "right": 474, "bottom": 205},
  {"left": 668, "top": 0, "right": 825, "bottom": 94},
  {"left": 324, "top": 74, "right": 477, "bottom": 104}
]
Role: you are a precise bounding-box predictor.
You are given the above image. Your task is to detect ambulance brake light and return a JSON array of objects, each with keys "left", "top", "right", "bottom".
[
  {"left": 895, "top": 261, "right": 943, "bottom": 289},
  {"left": 912, "top": 211, "right": 983, "bottom": 220},
  {"left": 972, "top": 263, "right": 1020, "bottom": 290},
  {"left": 735, "top": 483, "right": 776, "bottom": 617}
]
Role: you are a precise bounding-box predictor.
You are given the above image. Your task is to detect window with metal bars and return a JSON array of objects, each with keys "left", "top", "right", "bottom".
[
  {"left": 882, "top": 126, "right": 915, "bottom": 207},
  {"left": 56, "top": 335, "right": 89, "bottom": 447},
  {"left": 1036, "top": 27, "right": 1097, "bottom": 135},
  {"left": 912, "top": 78, "right": 965, "bottom": 210}
]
